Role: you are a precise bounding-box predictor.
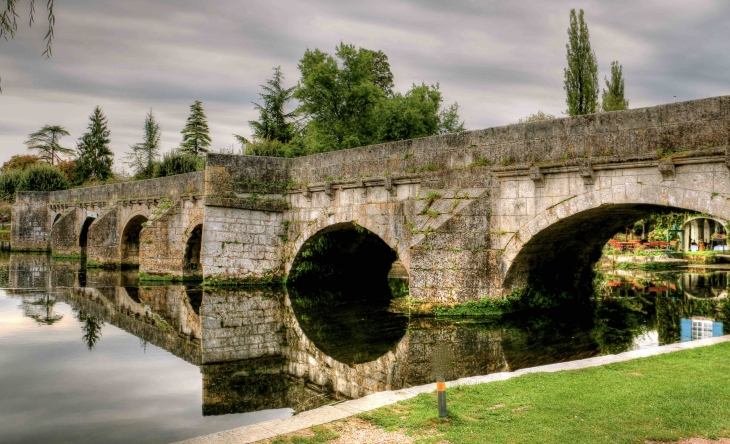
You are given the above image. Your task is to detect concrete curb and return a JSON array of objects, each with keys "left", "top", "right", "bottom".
[{"left": 173, "top": 335, "right": 730, "bottom": 444}]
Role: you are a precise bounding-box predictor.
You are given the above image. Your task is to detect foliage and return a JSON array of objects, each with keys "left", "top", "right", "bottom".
[
  {"left": 180, "top": 100, "right": 211, "bottom": 156},
  {"left": 517, "top": 110, "right": 556, "bottom": 124},
  {"left": 438, "top": 102, "right": 466, "bottom": 134},
  {"left": 24, "top": 125, "right": 72, "bottom": 164},
  {"left": 602, "top": 61, "right": 629, "bottom": 111},
  {"left": 564, "top": 9, "right": 599, "bottom": 116},
  {"left": 246, "top": 66, "right": 297, "bottom": 144},
  {"left": 72, "top": 106, "right": 113, "bottom": 184},
  {"left": 17, "top": 163, "right": 69, "bottom": 192},
  {"left": 153, "top": 150, "right": 205, "bottom": 178},
  {"left": 237, "top": 137, "right": 288, "bottom": 157},
  {"left": 362, "top": 343, "right": 730, "bottom": 443},
  {"left": 1, "top": 154, "right": 41, "bottom": 172},
  {"left": 125, "top": 109, "right": 162, "bottom": 179},
  {"left": 0, "top": 169, "right": 24, "bottom": 202},
  {"left": 270, "top": 426, "right": 339, "bottom": 444},
  {"left": 0, "top": 0, "right": 56, "bottom": 92}
]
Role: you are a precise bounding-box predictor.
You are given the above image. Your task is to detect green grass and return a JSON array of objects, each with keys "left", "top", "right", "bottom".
[
  {"left": 0, "top": 228, "right": 10, "bottom": 234},
  {"left": 360, "top": 343, "right": 730, "bottom": 443},
  {"left": 271, "top": 426, "right": 339, "bottom": 444}
]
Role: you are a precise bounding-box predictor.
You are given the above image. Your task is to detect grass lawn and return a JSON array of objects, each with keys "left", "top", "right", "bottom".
[{"left": 359, "top": 343, "right": 730, "bottom": 443}]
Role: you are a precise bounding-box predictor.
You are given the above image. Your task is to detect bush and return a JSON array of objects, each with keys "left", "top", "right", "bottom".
[
  {"left": 0, "top": 169, "right": 24, "bottom": 203},
  {"left": 154, "top": 151, "right": 205, "bottom": 178},
  {"left": 17, "top": 164, "right": 69, "bottom": 193}
]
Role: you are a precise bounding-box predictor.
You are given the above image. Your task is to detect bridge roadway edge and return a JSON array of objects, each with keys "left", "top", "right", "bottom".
[{"left": 173, "top": 334, "right": 730, "bottom": 444}]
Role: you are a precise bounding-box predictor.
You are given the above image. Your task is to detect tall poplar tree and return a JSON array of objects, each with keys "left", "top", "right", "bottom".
[
  {"left": 602, "top": 61, "right": 629, "bottom": 111},
  {"left": 125, "top": 109, "right": 162, "bottom": 179},
  {"left": 74, "top": 106, "right": 113, "bottom": 183},
  {"left": 564, "top": 9, "right": 599, "bottom": 116},
  {"left": 180, "top": 100, "right": 211, "bottom": 156}
]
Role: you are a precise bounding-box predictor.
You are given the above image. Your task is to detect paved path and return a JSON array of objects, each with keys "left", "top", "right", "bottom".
[{"left": 174, "top": 335, "right": 730, "bottom": 444}]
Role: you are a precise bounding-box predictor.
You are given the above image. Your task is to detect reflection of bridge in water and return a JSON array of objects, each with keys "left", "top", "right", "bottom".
[{"left": 4, "top": 254, "right": 525, "bottom": 417}]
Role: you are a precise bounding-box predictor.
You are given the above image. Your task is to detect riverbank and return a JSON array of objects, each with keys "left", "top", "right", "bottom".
[{"left": 175, "top": 335, "right": 730, "bottom": 444}]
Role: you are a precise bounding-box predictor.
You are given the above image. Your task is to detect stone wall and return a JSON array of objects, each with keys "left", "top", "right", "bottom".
[
  {"left": 200, "top": 288, "right": 285, "bottom": 363},
  {"left": 12, "top": 192, "right": 52, "bottom": 250}
]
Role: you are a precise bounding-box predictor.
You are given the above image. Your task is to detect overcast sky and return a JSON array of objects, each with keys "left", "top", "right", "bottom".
[{"left": 1, "top": 0, "right": 729, "bottom": 169}]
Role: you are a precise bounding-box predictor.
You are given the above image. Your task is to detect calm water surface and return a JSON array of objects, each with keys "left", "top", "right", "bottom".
[{"left": 0, "top": 252, "right": 727, "bottom": 443}]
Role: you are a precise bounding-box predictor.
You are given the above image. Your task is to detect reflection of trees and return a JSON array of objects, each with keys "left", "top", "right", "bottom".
[
  {"left": 592, "top": 295, "right": 655, "bottom": 354},
  {"left": 22, "top": 294, "right": 64, "bottom": 325},
  {"left": 75, "top": 310, "right": 105, "bottom": 351}
]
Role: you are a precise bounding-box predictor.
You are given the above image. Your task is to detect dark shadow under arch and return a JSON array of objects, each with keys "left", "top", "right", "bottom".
[
  {"left": 78, "top": 217, "right": 95, "bottom": 255},
  {"left": 121, "top": 215, "right": 148, "bottom": 267},
  {"left": 503, "top": 203, "right": 699, "bottom": 295},
  {"left": 52, "top": 213, "right": 61, "bottom": 226},
  {"left": 288, "top": 222, "right": 398, "bottom": 288},
  {"left": 183, "top": 224, "right": 203, "bottom": 280}
]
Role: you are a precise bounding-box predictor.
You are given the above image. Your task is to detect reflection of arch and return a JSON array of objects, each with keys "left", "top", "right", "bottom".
[
  {"left": 121, "top": 215, "right": 148, "bottom": 266},
  {"left": 78, "top": 217, "right": 95, "bottom": 254},
  {"left": 183, "top": 224, "right": 203, "bottom": 279},
  {"left": 288, "top": 221, "right": 398, "bottom": 287}
]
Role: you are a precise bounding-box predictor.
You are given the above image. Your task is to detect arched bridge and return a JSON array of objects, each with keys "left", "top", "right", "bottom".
[{"left": 12, "top": 95, "right": 730, "bottom": 301}]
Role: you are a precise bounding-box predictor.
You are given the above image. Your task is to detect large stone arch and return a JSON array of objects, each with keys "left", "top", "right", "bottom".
[
  {"left": 501, "top": 179, "right": 730, "bottom": 292},
  {"left": 120, "top": 213, "right": 149, "bottom": 267}
]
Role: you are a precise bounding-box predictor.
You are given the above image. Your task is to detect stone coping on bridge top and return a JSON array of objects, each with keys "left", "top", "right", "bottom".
[{"left": 174, "top": 334, "right": 730, "bottom": 444}]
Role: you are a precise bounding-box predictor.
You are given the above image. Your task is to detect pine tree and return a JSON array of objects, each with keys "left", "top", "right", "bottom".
[
  {"left": 602, "top": 61, "right": 629, "bottom": 112},
  {"left": 245, "top": 67, "right": 297, "bottom": 144},
  {"left": 125, "top": 109, "right": 161, "bottom": 179},
  {"left": 74, "top": 106, "right": 113, "bottom": 183},
  {"left": 25, "top": 125, "right": 72, "bottom": 165},
  {"left": 564, "top": 9, "right": 599, "bottom": 116},
  {"left": 180, "top": 100, "right": 211, "bottom": 156}
]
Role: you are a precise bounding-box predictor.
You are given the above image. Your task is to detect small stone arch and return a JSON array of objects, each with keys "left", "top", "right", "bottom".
[
  {"left": 52, "top": 213, "right": 62, "bottom": 226},
  {"left": 286, "top": 212, "right": 410, "bottom": 278},
  {"left": 682, "top": 216, "right": 728, "bottom": 251},
  {"left": 78, "top": 217, "right": 95, "bottom": 255},
  {"left": 121, "top": 214, "right": 148, "bottom": 267},
  {"left": 183, "top": 223, "right": 204, "bottom": 279},
  {"left": 287, "top": 221, "right": 401, "bottom": 287}
]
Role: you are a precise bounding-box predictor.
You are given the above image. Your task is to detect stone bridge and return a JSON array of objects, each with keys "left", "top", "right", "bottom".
[{"left": 12, "top": 95, "right": 730, "bottom": 301}]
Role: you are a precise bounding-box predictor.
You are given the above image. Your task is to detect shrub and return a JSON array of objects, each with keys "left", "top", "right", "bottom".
[
  {"left": 0, "top": 169, "right": 24, "bottom": 203},
  {"left": 154, "top": 151, "right": 205, "bottom": 178},
  {"left": 17, "top": 164, "right": 69, "bottom": 193}
]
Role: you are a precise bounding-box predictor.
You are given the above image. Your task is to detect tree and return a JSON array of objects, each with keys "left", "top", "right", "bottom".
[
  {"left": 564, "top": 9, "right": 599, "bottom": 116},
  {"left": 180, "top": 100, "right": 211, "bottom": 156},
  {"left": 438, "top": 102, "right": 466, "bottom": 134},
  {"left": 1, "top": 154, "right": 41, "bottom": 172},
  {"left": 73, "top": 106, "right": 113, "bottom": 183},
  {"left": 154, "top": 150, "right": 205, "bottom": 178},
  {"left": 0, "top": 0, "right": 56, "bottom": 93},
  {"left": 517, "top": 111, "right": 557, "bottom": 124},
  {"left": 0, "top": 169, "right": 23, "bottom": 202},
  {"left": 246, "top": 67, "right": 297, "bottom": 144},
  {"left": 375, "top": 83, "right": 442, "bottom": 142},
  {"left": 24, "top": 125, "right": 72, "bottom": 165},
  {"left": 602, "top": 61, "right": 629, "bottom": 112},
  {"left": 294, "top": 43, "right": 388, "bottom": 152},
  {"left": 125, "top": 109, "right": 161, "bottom": 179},
  {"left": 17, "top": 163, "right": 68, "bottom": 192}
]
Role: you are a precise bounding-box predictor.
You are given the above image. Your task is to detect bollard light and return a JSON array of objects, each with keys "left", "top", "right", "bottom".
[{"left": 437, "top": 377, "right": 447, "bottom": 418}]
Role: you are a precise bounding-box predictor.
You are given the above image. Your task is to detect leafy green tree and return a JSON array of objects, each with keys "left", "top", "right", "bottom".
[
  {"left": 73, "top": 106, "right": 113, "bottom": 183},
  {"left": 154, "top": 150, "right": 205, "bottom": 178},
  {"left": 602, "top": 61, "right": 629, "bottom": 112},
  {"left": 247, "top": 67, "right": 297, "bottom": 144},
  {"left": 294, "top": 43, "right": 388, "bottom": 152},
  {"left": 17, "top": 164, "right": 69, "bottom": 192},
  {"left": 0, "top": 0, "right": 56, "bottom": 93},
  {"left": 0, "top": 169, "right": 23, "bottom": 202},
  {"left": 564, "top": 9, "right": 599, "bottom": 116},
  {"left": 24, "top": 125, "right": 72, "bottom": 165},
  {"left": 438, "top": 102, "right": 466, "bottom": 134},
  {"left": 180, "top": 100, "right": 211, "bottom": 156},
  {"left": 125, "top": 109, "right": 162, "bottom": 179},
  {"left": 1, "top": 154, "right": 41, "bottom": 172},
  {"left": 375, "top": 83, "right": 442, "bottom": 142},
  {"left": 365, "top": 49, "right": 395, "bottom": 97}
]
